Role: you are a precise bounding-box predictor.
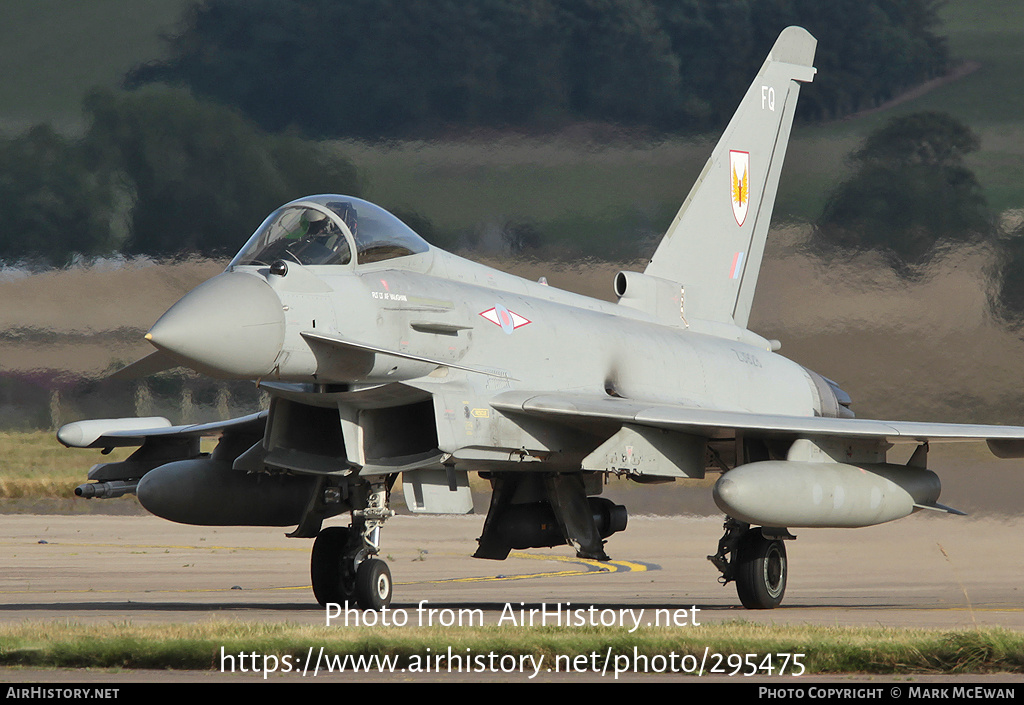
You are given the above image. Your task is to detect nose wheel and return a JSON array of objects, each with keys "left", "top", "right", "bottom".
[
  {"left": 311, "top": 526, "right": 357, "bottom": 605},
  {"left": 311, "top": 529, "right": 394, "bottom": 609},
  {"left": 355, "top": 558, "right": 393, "bottom": 610},
  {"left": 310, "top": 480, "right": 395, "bottom": 610}
]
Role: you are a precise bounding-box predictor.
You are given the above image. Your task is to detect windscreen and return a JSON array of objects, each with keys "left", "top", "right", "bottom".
[
  {"left": 231, "top": 205, "right": 351, "bottom": 267},
  {"left": 230, "top": 196, "right": 430, "bottom": 268},
  {"left": 324, "top": 198, "right": 430, "bottom": 264}
]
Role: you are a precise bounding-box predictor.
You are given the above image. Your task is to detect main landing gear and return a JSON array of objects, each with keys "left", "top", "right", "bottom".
[
  {"left": 310, "top": 481, "right": 394, "bottom": 610},
  {"left": 708, "top": 517, "right": 792, "bottom": 609}
]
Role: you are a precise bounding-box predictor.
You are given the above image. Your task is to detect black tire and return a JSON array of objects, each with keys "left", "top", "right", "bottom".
[
  {"left": 735, "top": 530, "right": 787, "bottom": 609},
  {"left": 311, "top": 526, "right": 356, "bottom": 606},
  {"left": 355, "top": 558, "right": 393, "bottom": 611}
]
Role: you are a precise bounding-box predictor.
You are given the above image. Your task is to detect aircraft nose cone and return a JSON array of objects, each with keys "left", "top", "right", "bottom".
[{"left": 146, "top": 271, "right": 285, "bottom": 378}]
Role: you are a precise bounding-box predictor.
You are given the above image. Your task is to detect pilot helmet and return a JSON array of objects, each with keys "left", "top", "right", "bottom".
[{"left": 302, "top": 209, "right": 327, "bottom": 225}]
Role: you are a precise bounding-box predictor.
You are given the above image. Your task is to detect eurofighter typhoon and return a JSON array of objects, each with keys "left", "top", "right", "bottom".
[{"left": 60, "top": 28, "right": 1024, "bottom": 610}]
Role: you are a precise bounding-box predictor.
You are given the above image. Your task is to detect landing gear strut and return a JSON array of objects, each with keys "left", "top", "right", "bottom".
[
  {"left": 708, "top": 517, "right": 791, "bottom": 609},
  {"left": 310, "top": 480, "right": 394, "bottom": 610}
]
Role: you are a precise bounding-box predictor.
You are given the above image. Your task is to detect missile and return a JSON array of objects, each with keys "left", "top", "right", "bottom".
[
  {"left": 713, "top": 460, "right": 943, "bottom": 528},
  {"left": 75, "top": 480, "right": 138, "bottom": 499}
]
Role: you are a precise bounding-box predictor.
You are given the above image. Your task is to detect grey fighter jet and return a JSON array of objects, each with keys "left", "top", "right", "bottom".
[{"left": 60, "top": 27, "right": 1024, "bottom": 610}]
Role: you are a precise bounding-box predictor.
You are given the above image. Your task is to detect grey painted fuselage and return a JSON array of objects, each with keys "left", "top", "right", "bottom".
[{"left": 59, "top": 26, "right": 1024, "bottom": 611}]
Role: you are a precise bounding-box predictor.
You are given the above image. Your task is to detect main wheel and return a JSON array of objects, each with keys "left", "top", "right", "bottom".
[
  {"left": 735, "top": 530, "right": 787, "bottom": 609},
  {"left": 355, "top": 558, "right": 393, "bottom": 610},
  {"left": 311, "top": 526, "right": 356, "bottom": 606}
]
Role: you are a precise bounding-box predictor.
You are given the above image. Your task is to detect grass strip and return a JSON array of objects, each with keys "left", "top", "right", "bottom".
[
  {"left": 1, "top": 621, "right": 1022, "bottom": 675},
  {"left": 0, "top": 432, "right": 133, "bottom": 499}
]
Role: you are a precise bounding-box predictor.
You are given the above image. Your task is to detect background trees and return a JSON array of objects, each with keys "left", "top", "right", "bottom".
[
  {"left": 126, "top": 0, "right": 950, "bottom": 138},
  {"left": 812, "top": 112, "right": 991, "bottom": 274},
  {"left": 82, "top": 89, "right": 360, "bottom": 257},
  {"left": 0, "top": 125, "right": 120, "bottom": 267},
  {"left": 0, "top": 0, "right": 962, "bottom": 266},
  {"left": 0, "top": 89, "right": 360, "bottom": 265}
]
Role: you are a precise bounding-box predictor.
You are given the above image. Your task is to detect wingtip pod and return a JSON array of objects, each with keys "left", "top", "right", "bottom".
[
  {"left": 57, "top": 417, "right": 172, "bottom": 448},
  {"left": 644, "top": 27, "right": 816, "bottom": 331}
]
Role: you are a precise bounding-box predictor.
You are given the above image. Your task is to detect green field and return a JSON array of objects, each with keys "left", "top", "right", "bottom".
[
  {"left": 0, "top": 431, "right": 127, "bottom": 500},
  {"left": 1, "top": 621, "right": 1021, "bottom": 675}
]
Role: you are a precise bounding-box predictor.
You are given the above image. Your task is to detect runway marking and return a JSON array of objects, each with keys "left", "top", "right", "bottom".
[
  {"left": 8, "top": 541, "right": 653, "bottom": 569},
  {"left": 0, "top": 586, "right": 306, "bottom": 595},
  {"left": 3, "top": 540, "right": 305, "bottom": 552},
  {"left": 407, "top": 551, "right": 658, "bottom": 586},
  {"left": 0, "top": 546, "right": 658, "bottom": 596}
]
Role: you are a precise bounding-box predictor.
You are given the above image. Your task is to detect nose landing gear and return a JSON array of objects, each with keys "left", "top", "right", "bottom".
[{"left": 310, "top": 480, "right": 394, "bottom": 610}]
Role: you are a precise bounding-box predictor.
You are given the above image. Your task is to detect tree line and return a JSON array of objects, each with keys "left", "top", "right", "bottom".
[
  {"left": 127, "top": 0, "right": 950, "bottom": 138},
  {"left": 0, "top": 89, "right": 360, "bottom": 267},
  {"left": 810, "top": 110, "right": 1024, "bottom": 326},
  {"left": 0, "top": 0, "right": 982, "bottom": 283}
]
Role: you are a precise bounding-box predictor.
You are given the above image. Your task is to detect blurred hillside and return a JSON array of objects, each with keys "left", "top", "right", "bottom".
[
  {"left": 2, "top": 1, "right": 1024, "bottom": 429},
  {"left": 4, "top": 232, "right": 1023, "bottom": 429}
]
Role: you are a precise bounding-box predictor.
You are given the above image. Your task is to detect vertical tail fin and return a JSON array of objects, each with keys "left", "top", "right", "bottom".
[{"left": 644, "top": 26, "right": 816, "bottom": 330}]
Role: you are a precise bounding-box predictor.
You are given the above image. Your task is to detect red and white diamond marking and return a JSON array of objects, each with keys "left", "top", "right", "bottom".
[{"left": 480, "top": 305, "right": 531, "bottom": 334}]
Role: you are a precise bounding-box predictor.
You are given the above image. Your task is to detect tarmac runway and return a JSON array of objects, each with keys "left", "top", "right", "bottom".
[{"left": 3, "top": 512, "right": 1022, "bottom": 630}]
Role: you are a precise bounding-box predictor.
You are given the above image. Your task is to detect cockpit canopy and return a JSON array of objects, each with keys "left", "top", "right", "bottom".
[{"left": 229, "top": 195, "right": 430, "bottom": 269}]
